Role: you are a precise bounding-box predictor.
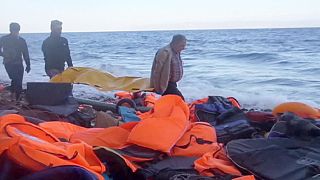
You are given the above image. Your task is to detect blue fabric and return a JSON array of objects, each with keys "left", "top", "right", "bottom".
[
  {"left": 195, "top": 103, "right": 229, "bottom": 114},
  {"left": 118, "top": 106, "right": 140, "bottom": 122},
  {"left": 207, "top": 96, "right": 233, "bottom": 109},
  {"left": 20, "top": 165, "right": 98, "bottom": 180},
  {"left": 103, "top": 173, "right": 112, "bottom": 180}
]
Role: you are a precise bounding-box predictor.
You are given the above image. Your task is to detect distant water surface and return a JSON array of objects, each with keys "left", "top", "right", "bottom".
[{"left": 0, "top": 28, "right": 319, "bottom": 109}]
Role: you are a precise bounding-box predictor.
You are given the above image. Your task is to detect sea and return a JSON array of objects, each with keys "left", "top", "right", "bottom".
[{"left": 0, "top": 28, "right": 319, "bottom": 109}]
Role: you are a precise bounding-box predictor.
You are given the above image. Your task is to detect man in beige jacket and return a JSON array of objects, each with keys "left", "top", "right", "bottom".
[{"left": 150, "top": 34, "right": 186, "bottom": 100}]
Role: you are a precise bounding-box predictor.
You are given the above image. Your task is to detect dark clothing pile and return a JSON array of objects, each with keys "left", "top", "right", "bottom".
[
  {"left": 42, "top": 34, "right": 73, "bottom": 74},
  {"left": 226, "top": 113, "right": 320, "bottom": 180}
]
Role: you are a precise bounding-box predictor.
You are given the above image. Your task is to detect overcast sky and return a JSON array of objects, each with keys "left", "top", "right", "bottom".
[{"left": 1, "top": 0, "right": 319, "bottom": 33}]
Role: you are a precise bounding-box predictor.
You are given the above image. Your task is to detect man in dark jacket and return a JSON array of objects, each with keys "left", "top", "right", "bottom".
[
  {"left": 0, "top": 22, "right": 31, "bottom": 100},
  {"left": 42, "top": 20, "right": 73, "bottom": 78}
]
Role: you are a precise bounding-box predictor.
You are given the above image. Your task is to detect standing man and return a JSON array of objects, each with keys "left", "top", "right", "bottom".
[
  {"left": 150, "top": 34, "right": 187, "bottom": 100},
  {"left": 0, "top": 22, "right": 31, "bottom": 100},
  {"left": 42, "top": 20, "right": 73, "bottom": 78}
]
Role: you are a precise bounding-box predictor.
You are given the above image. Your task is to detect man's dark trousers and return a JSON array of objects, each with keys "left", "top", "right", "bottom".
[{"left": 4, "top": 63, "right": 24, "bottom": 100}]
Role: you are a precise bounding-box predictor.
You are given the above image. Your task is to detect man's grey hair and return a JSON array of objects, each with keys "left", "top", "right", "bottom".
[{"left": 171, "top": 34, "right": 186, "bottom": 44}]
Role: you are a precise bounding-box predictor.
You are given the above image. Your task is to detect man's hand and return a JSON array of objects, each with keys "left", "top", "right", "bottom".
[{"left": 25, "top": 66, "right": 31, "bottom": 73}]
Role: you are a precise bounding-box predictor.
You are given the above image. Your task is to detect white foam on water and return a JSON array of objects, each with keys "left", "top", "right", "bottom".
[
  {"left": 181, "top": 81, "right": 320, "bottom": 109},
  {"left": 98, "top": 63, "right": 144, "bottom": 77},
  {"left": 0, "top": 65, "right": 8, "bottom": 81},
  {"left": 1, "top": 62, "right": 318, "bottom": 110},
  {"left": 180, "top": 79, "right": 291, "bottom": 110},
  {"left": 72, "top": 84, "right": 115, "bottom": 100}
]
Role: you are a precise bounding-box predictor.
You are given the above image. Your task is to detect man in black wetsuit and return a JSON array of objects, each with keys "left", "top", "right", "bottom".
[
  {"left": 42, "top": 20, "right": 73, "bottom": 78},
  {"left": 0, "top": 22, "right": 31, "bottom": 100}
]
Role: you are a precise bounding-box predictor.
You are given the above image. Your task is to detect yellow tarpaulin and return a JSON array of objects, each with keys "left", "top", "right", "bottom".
[{"left": 50, "top": 67, "right": 153, "bottom": 92}]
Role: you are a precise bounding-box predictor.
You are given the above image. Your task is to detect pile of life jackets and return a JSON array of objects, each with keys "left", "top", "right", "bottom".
[
  {"left": 0, "top": 114, "right": 105, "bottom": 180},
  {"left": 0, "top": 95, "right": 256, "bottom": 180},
  {"left": 1, "top": 92, "right": 320, "bottom": 180}
]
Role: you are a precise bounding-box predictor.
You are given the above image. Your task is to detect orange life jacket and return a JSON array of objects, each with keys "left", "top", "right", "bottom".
[
  {"left": 194, "top": 147, "right": 242, "bottom": 177},
  {"left": 128, "top": 95, "right": 190, "bottom": 153},
  {"left": 39, "top": 121, "right": 87, "bottom": 141},
  {"left": 70, "top": 126, "right": 132, "bottom": 149},
  {"left": 119, "top": 121, "right": 139, "bottom": 131},
  {"left": 39, "top": 121, "right": 136, "bottom": 149},
  {"left": 171, "top": 122, "right": 220, "bottom": 157},
  {"left": 115, "top": 91, "right": 134, "bottom": 99},
  {"left": 272, "top": 102, "right": 320, "bottom": 119},
  {"left": 40, "top": 120, "right": 141, "bottom": 172},
  {"left": 227, "top": 97, "right": 241, "bottom": 109},
  {"left": 0, "top": 114, "right": 105, "bottom": 180},
  {"left": 232, "top": 175, "right": 255, "bottom": 180},
  {"left": 144, "top": 93, "right": 157, "bottom": 107}
]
